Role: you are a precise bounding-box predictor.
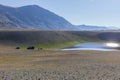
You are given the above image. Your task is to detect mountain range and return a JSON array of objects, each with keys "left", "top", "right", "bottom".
[
  {"left": 77, "top": 25, "right": 119, "bottom": 31},
  {"left": 0, "top": 4, "right": 119, "bottom": 30}
]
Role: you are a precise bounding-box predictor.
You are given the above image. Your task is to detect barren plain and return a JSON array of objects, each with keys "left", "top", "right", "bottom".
[{"left": 0, "top": 47, "right": 120, "bottom": 80}]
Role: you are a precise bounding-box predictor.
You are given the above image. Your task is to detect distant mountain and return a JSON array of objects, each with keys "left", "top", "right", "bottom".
[
  {"left": 0, "top": 4, "right": 76, "bottom": 30},
  {"left": 76, "top": 25, "right": 119, "bottom": 31},
  {"left": 0, "top": 4, "right": 119, "bottom": 30}
]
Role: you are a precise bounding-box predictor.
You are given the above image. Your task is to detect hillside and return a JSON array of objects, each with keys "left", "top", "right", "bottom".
[
  {"left": 0, "top": 31, "right": 83, "bottom": 48},
  {"left": 0, "top": 4, "right": 118, "bottom": 31},
  {"left": 0, "top": 4, "right": 76, "bottom": 30},
  {"left": 0, "top": 30, "right": 119, "bottom": 49}
]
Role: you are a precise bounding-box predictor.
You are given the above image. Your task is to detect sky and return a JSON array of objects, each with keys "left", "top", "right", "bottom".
[{"left": 0, "top": 0, "right": 120, "bottom": 27}]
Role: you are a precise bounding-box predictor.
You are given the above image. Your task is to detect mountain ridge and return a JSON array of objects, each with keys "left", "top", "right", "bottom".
[
  {"left": 77, "top": 25, "right": 119, "bottom": 31},
  {"left": 0, "top": 4, "right": 118, "bottom": 30},
  {"left": 0, "top": 4, "right": 76, "bottom": 30}
]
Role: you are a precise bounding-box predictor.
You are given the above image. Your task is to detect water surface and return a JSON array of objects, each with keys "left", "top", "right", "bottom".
[{"left": 62, "top": 42, "right": 119, "bottom": 51}]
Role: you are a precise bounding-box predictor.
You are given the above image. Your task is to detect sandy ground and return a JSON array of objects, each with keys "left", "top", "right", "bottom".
[{"left": 0, "top": 48, "right": 120, "bottom": 80}]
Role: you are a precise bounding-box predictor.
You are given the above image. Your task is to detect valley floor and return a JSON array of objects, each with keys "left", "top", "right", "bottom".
[{"left": 0, "top": 47, "right": 120, "bottom": 80}]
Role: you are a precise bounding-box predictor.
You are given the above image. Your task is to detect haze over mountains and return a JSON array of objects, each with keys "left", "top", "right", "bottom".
[{"left": 0, "top": 4, "right": 118, "bottom": 30}]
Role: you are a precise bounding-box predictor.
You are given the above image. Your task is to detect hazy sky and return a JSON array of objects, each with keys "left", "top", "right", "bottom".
[{"left": 0, "top": 0, "right": 120, "bottom": 27}]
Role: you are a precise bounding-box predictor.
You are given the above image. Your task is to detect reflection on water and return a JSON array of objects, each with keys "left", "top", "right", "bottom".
[
  {"left": 62, "top": 42, "right": 120, "bottom": 51},
  {"left": 105, "top": 42, "right": 120, "bottom": 47}
]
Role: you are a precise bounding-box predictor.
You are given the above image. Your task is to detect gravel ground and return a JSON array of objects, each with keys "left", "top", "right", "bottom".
[
  {"left": 1, "top": 63, "right": 120, "bottom": 80},
  {"left": 0, "top": 50, "right": 120, "bottom": 80}
]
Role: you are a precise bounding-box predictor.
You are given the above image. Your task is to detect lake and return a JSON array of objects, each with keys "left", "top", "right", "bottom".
[{"left": 62, "top": 42, "right": 120, "bottom": 51}]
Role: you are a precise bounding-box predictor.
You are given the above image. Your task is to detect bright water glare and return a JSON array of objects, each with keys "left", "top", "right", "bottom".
[{"left": 62, "top": 42, "right": 120, "bottom": 51}]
